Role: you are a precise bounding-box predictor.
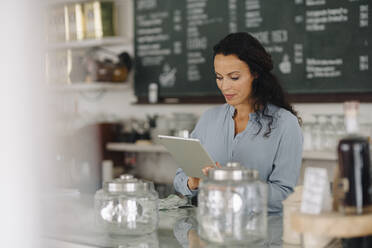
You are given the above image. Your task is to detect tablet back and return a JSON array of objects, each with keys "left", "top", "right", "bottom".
[{"left": 157, "top": 135, "right": 215, "bottom": 177}]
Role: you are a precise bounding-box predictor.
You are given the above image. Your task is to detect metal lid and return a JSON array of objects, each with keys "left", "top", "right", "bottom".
[
  {"left": 104, "top": 181, "right": 145, "bottom": 193},
  {"left": 103, "top": 176, "right": 157, "bottom": 193},
  {"left": 119, "top": 174, "right": 135, "bottom": 180},
  {"left": 104, "top": 174, "right": 143, "bottom": 193},
  {"left": 114, "top": 174, "right": 138, "bottom": 184},
  {"left": 209, "top": 162, "right": 259, "bottom": 181},
  {"left": 226, "top": 162, "right": 241, "bottom": 168}
]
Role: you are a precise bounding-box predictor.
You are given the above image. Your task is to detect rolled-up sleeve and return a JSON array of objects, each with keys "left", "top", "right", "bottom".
[
  {"left": 267, "top": 116, "right": 303, "bottom": 215},
  {"left": 173, "top": 168, "right": 198, "bottom": 197}
]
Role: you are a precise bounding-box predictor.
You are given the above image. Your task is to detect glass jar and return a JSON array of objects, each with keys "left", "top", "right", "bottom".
[
  {"left": 94, "top": 175, "right": 159, "bottom": 235},
  {"left": 197, "top": 162, "right": 267, "bottom": 245}
]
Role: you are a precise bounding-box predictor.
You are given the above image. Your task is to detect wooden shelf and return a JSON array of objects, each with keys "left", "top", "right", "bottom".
[
  {"left": 106, "top": 142, "right": 167, "bottom": 153},
  {"left": 291, "top": 211, "right": 372, "bottom": 238},
  {"left": 302, "top": 151, "right": 337, "bottom": 161},
  {"left": 50, "top": 82, "right": 130, "bottom": 91},
  {"left": 48, "top": 36, "right": 132, "bottom": 50}
]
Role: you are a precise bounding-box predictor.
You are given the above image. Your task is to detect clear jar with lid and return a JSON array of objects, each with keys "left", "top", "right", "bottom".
[
  {"left": 197, "top": 162, "right": 267, "bottom": 244},
  {"left": 94, "top": 175, "right": 159, "bottom": 235}
]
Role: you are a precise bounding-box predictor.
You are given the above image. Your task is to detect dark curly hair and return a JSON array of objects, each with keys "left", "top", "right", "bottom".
[{"left": 213, "top": 32, "right": 301, "bottom": 137}]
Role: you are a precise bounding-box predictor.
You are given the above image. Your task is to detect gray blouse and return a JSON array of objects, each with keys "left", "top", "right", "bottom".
[{"left": 173, "top": 103, "right": 303, "bottom": 215}]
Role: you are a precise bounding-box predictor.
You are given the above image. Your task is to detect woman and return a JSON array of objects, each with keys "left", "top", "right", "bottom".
[{"left": 173, "top": 32, "right": 303, "bottom": 215}]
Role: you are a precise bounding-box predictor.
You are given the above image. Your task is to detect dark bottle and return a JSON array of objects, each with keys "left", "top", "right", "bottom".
[{"left": 337, "top": 101, "right": 372, "bottom": 215}]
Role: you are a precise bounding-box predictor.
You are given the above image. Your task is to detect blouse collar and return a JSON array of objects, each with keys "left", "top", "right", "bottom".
[{"left": 227, "top": 104, "right": 259, "bottom": 119}]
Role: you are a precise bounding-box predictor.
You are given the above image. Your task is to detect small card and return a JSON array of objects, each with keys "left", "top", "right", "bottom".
[{"left": 301, "top": 167, "right": 331, "bottom": 214}]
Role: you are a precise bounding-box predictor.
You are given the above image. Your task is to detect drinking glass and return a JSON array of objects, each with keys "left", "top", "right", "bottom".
[{"left": 312, "top": 114, "right": 322, "bottom": 151}]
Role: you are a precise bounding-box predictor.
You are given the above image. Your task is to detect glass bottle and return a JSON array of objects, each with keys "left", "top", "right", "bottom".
[
  {"left": 312, "top": 114, "right": 322, "bottom": 151},
  {"left": 336, "top": 101, "right": 372, "bottom": 215}
]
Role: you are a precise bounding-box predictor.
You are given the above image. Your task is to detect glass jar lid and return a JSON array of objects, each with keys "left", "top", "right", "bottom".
[
  {"left": 209, "top": 162, "right": 259, "bottom": 181},
  {"left": 104, "top": 180, "right": 145, "bottom": 193},
  {"left": 209, "top": 168, "right": 249, "bottom": 181},
  {"left": 226, "top": 162, "right": 241, "bottom": 168},
  {"left": 104, "top": 174, "right": 143, "bottom": 193},
  {"left": 103, "top": 175, "right": 158, "bottom": 193},
  {"left": 114, "top": 174, "right": 138, "bottom": 184},
  {"left": 119, "top": 174, "right": 135, "bottom": 180}
]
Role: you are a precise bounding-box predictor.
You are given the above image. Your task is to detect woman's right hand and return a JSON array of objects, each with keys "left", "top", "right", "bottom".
[{"left": 187, "top": 162, "right": 221, "bottom": 190}]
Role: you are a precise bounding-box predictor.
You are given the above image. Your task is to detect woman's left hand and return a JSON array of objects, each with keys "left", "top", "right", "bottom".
[{"left": 202, "top": 162, "right": 222, "bottom": 176}]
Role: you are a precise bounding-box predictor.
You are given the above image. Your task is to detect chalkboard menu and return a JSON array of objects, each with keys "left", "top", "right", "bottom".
[{"left": 134, "top": 0, "right": 371, "bottom": 102}]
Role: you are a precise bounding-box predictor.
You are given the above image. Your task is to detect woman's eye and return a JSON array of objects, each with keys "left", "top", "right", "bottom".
[
  {"left": 231, "top": 77, "right": 239, "bottom": 81},
  {"left": 216, "top": 77, "right": 223, "bottom": 80}
]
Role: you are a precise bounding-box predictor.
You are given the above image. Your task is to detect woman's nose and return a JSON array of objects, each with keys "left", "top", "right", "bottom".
[{"left": 221, "top": 79, "right": 232, "bottom": 91}]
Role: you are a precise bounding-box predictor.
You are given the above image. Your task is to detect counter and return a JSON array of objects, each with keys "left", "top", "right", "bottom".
[{"left": 41, "top": 193, "right": 296, "bottom": 248}]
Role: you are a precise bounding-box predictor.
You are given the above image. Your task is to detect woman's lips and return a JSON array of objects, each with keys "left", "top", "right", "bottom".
[{"left": 224, "top": 94, "right": 236, "bottom": 100}]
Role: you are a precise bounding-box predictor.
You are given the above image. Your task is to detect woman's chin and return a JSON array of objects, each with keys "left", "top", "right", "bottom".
[{"left": 225, "top": 97, "right": 237, "bottom": 105}]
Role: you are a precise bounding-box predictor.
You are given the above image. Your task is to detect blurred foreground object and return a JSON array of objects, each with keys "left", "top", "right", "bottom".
[{"left": 0, "top": 0, "right": 47, "bottom": 247}]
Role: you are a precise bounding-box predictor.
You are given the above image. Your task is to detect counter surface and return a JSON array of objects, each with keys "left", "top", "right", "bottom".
[{"left": 42, "top": 194, "right": 298, "bottom": 248}]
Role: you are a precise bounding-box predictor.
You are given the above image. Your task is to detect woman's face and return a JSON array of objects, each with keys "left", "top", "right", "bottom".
[{"left": 214, "top": 54, "right": 256, "bottom": 107}]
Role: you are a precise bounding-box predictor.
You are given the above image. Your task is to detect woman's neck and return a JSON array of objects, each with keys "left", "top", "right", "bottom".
[{"left": 233, "top": 103, "right": 254, "bottom": 120}]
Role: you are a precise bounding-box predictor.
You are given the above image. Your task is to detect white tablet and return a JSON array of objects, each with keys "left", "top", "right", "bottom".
[{"left": 157, "top": 135, "right": 215, "bottom": 177}]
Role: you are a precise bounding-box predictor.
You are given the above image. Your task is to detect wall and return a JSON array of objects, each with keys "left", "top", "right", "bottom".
[
  {"left": 58, "top": 87, "right": 371, "bottom": 185},
  {"left": 67, "top": 0, "right": 372, "bottom": 125},
  {"left": 86, "top": 0, "right": 372, "bottom": 124},
  {"left": 57, "top": 0, "right": 372, "bottom": 185}
]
